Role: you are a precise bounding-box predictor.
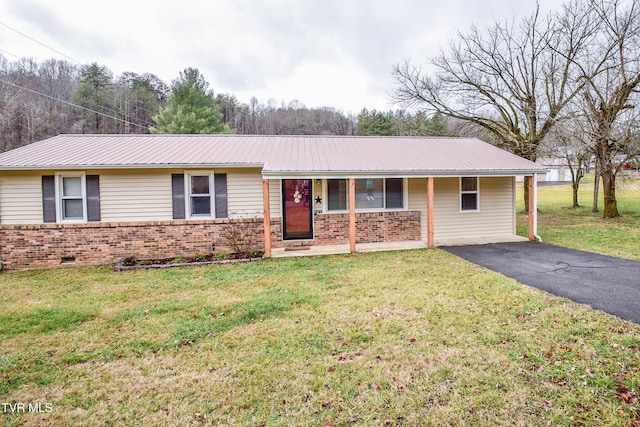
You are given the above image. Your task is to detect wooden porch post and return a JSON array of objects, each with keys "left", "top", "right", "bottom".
[
  {"left": 427, "top": 177, "right": 435, "bottom": 248},
  {"left": 262, "top": 178, "right": 272, "bottom": 258},
  {"left": 349, "top": 178, "right": 356, "bottom": 253},
  {"left": 528, "top": 174, "right": 536, "bottom": 241}
]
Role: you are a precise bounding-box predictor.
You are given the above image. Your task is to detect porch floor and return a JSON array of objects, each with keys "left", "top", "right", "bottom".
[{"left": 270, "top": 235, "right": 528, "bottom": 258}]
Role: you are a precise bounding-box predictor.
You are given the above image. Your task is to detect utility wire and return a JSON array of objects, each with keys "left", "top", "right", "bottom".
[
  {"left": 0, "top": 21, "right": 82, "bottom": 65},
  {"left": 0, "top": 21, "right": 159, "bottom": 119},
  {"left": 0, "top": 61, "right": 158, "bottom": 125},
  {"left": 0, "top": 56, "right": 160, "bottom": 128},
  {"left": 0, "top": 76, "right": 150, "bottom": 131},
  {"left": 0, "top": 23, "right": 163, "bottom": 130},
  {"left": 0, "top": 48, "right": 22, "bottom": 60}
]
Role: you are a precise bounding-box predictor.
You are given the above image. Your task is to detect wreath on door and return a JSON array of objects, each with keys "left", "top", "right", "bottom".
[{"left": 293, "top": 186, "right": 302, "bottom": 204}]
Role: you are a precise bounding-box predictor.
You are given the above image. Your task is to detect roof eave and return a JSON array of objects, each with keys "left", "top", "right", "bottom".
[
  {"left": 0, "top": 164, "right": 547, "bottom": 176},
  {"left": 0, "top": 162, "right": 266, "bottom": 171},
  {"left": 262, "top": 169, "right": 548, "bottom": 178}
]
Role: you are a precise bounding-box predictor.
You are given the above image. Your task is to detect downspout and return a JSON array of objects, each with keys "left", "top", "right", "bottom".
[{"left": 533, "top": 174, "right": 543, "bottom": 242}]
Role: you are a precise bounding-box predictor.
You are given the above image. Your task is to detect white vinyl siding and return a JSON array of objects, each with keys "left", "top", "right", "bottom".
[
  {"left": 100, "top": 172, "right": 173, "bottom": 222},
  {"left": 0, "top": 174, "right": 43, "bottom": 225},
  {"left": 407, "top": 178, "right": 428, "bottom": 241},
  {"left": 434, "top": 177, "right": 514, "bottom": 241},
  {"left": 101, "top": 169, "right": 265, "bottom": 222},
  {"left": 269, "top": 179, "right": 281, "bottom": 218},
  {"left": 0, "top": 171, "right": 515, "bottom": 235},
  {"left": 219, "top": 168, "right": 264, "bottom": 218}
]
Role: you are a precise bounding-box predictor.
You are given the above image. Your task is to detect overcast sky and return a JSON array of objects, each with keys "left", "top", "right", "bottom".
[{"left": 0, "top": 0, "right": 562, "bottom": 114}]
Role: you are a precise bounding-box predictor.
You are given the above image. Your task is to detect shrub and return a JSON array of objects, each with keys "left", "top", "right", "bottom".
[{"left": 221, "top": 211, "right": 262, "bottom": 254}]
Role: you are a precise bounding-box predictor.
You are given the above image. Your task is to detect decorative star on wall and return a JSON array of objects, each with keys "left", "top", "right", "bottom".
[{"left": 315, "top": 196, "right": 322, "bottom": 205}]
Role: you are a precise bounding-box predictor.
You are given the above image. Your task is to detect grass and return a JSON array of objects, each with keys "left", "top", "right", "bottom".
[
  {"left": 1, "top": 249, "right": 639, "bottom": 426},
  {"left": 1, "top": 176, "right": 639, "bottom": 425},
  {"left": 517, "top": 173, "right": 640, "bottom": 260}
]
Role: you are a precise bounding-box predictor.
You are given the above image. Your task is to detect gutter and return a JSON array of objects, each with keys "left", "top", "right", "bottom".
[
  {"left": 0, "top": 162, "right": 266, "bottom": 171},
  {"left": 261, "top": 169, "right": 547, "bottom": 179}
]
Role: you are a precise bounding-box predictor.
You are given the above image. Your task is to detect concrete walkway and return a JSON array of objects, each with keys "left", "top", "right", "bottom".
[
  {"left": 443, "top": 242, "right": 640, "bottom": 324},
  {"left": 271, "top": 235, "right": 528, "bottom": 258},
  {"left": 271, "top": 240, "right": 427, "bottom": 258}
]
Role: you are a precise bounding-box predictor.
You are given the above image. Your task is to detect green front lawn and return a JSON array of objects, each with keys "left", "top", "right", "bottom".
[
  {"left": 517, "top": 175, "right": 640, "bottom": 260},
  {"left": 1, "top": 249, "right": 639, "bottom": 426}
]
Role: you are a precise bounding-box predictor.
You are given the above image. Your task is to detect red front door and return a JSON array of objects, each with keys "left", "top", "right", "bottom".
[{"left": 282, "top": 179, "right": 313, "bottom": 240}]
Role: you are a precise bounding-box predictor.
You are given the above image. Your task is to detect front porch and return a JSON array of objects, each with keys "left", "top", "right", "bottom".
[
  {"left": 271, "top": 240, "right": 427, "bottom": 258},
  {"left": 271, "top": 234, "right": 528, "bottom": 258},
  {"left": 263, "top": 175, "right": 540, "bottom": 258}
]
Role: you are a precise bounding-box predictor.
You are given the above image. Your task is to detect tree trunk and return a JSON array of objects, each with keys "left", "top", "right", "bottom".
[
  {"left": 601, "top": 169, "right": 619, "bottom": 218},
  {"left": 592, "top": 164, "right": 600, "bottom": 213},
  {"left": 568, "top": 162, "right": 582, "bottom": 209}
]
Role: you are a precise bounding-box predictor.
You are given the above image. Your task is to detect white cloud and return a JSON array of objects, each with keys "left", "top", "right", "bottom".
[{"left": 0, "top": 0, "right": 563, "bottom": 114}]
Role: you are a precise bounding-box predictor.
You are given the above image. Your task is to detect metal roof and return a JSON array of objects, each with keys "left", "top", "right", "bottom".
[{"left": 0, "top": 134, "right": 546, "bottom": 176}]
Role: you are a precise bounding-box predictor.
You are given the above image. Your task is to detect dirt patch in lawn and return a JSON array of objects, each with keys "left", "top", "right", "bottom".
[{"left": 114, "top": 251, "right": 264, "bottom": 271}]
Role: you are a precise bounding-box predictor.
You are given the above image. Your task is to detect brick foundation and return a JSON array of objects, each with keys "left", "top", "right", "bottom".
[
  {"left": 0, "top": 210, "right": 422, "bottom": 271},
  {"left": 0, "top": 219, "right": 264, "bottom": 271},
  {"left": 272, "top": 210, "right": 422, "bottom": 248}
]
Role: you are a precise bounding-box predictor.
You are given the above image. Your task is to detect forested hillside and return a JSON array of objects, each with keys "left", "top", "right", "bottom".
[{"left": 0, "top": 55, "right": 457, "bottom": 152}]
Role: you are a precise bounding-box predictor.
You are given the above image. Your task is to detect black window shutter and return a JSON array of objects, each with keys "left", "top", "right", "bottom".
[
  {"left": 214, "top": 173, "right": 228, "bottom": 218},
  {"left": 42, "top": 175, "right": 56, "bottom": 223},
  {"left": 86, "top": 175, "right": 101, "bottom": 222},
  {"left": 171, "top": 174, "right": 186, "bottom": 219}
]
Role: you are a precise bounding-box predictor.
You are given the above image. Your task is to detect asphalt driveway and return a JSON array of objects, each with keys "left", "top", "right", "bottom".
[{"left": 443, "top": 242, "right": 640, "bottom": 324}]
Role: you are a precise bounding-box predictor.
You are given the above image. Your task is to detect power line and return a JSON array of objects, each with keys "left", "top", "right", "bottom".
[
  {"left": 0, "top": 75, "right": 150, "bottom": 131},
  {"left": 0, "top": 21, "right": 82, "bottom": 65},
  {"left": 0, "top": 23, "right": 160, "bottom": 130},
  {"left": 0, "top": 48, "right": 22, "bottom": 60},
  {"left": 0, "top": 60, "right": 159, "bottom": 124},
  {"left": 0, "top": 22, "right": 156, "bottom": 120}
]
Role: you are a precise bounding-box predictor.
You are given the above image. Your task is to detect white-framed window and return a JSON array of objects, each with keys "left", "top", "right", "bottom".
[
  {"left": 326, "top": 179, "right": 348, "bottom": 211},
  {"left": 56, "top": 173, "right": 87, "bottom": 222},
  {"left": 356, "top": 178, "right": 384, "bottom": 209},
  {"left": 187, "top": 173, "right": 215, "bottom": 218},
  {"left": 325, "top": 178, "right": 406, "bottom": 212},
  {"left": 460, "top": 177, "right": 479, "bottom": 212}
]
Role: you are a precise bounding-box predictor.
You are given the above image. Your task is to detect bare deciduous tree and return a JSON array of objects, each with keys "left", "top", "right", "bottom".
[
  {"left": 393, "top": 3, "right": 594, "bottom": 211},
  {"left": 568, "top": 0, "right": 640, "bottom": 218},
  {"left": 542, "top": 123, "right": 592, "bottom": 208}
]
